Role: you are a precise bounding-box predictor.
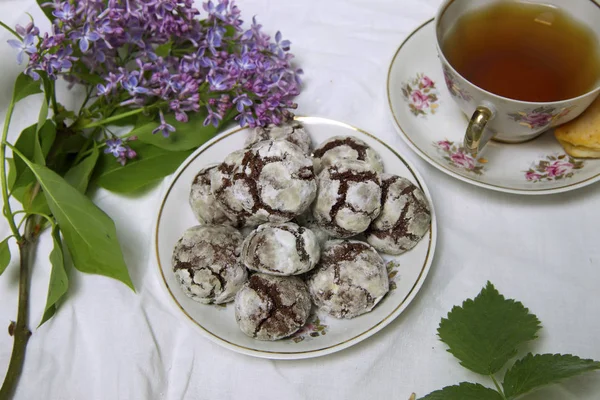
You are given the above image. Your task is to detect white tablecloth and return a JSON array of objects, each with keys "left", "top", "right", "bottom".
[{"left": 1, "top": 1, "right": 599, "bottom": 399}]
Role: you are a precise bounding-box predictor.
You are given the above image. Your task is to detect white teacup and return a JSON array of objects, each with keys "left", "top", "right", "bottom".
[{"left": 435, "top": 0, "right": 600, "bottom": 157}]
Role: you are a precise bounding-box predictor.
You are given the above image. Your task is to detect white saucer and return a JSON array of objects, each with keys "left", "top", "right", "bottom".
[
  {"left": 387, "top": 19, "right": 600, "bottom": 195},
  {"left": 153, "top": 116, "right": 437, "bottom": 359}
]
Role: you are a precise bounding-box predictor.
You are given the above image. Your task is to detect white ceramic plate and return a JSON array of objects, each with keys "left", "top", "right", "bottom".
[
  {"left": 153, "top": 116, "right": 437, "bottom": 359},
  {"left": 387, "top": 19, "right": 600, "bottom": 195}
]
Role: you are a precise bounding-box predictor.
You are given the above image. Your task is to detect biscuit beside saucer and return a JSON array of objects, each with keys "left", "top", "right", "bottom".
[{"left": 555, "top": 96, "right": 600, "bottom": 159}]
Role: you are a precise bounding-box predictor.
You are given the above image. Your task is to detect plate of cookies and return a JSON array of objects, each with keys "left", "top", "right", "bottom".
[{"left": 154, "top": 116, "right": 437, "bottom": 359}]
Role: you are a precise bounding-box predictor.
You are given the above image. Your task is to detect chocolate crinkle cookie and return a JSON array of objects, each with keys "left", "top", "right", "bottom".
[
  {"left": 245, "top": 120, "right": 312, "bottom": 155},
  {"left": 189, "top": 165, "right": 235, "bottom": 226},
  {"left": 366, "top": 174, "right": 431, "bottom": 255},
  {"left": 211, "top": 140, "right": 317, "bottom": 227},
  {"left": 313, "top": 135, "right": 384, "bottom": 173},
  {"left": 312, "top": 160, "right": 382, "bottom": 238},
  {"left": 307, "top": 240, "right": 389, "bottom": 319},
  {"left": 172, "top": 225, "right": 247, "bottom": 304},
  {"left": 235, "top": 274, "right": 312, "bottom": 341},
  {"left": 294, "top": 211, "right": 331, "bottom": 246},
  {"left": 242, "top": 222, "right": 320, "bottom": 276}
]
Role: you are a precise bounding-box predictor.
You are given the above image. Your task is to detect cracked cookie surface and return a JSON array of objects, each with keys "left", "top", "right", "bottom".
[
  {"left": 245, "top": 120, "right": 312, "bottom": 155},
  {"left": 242, "top": 222, "right": 320, "bottom": 276},
  {"left": 189, "top": 165, "right": 236, "bottom": 226},
  {"left": 312, "top": 160, "right": 382, "bottom": 238},
  {"left": 172, "top": 225, "right": 247, "bottom": 304},
  {"left": 313, "top": 135, "right": 384, "bottom": 173},
  {"left": 235, "top": 274, "right": 312, "bottom": 341},
  {"left": 307, "top": 240, "right": 389, "bottom": 319},
  {"left": 211, "top": 140, "right": 317, "bottom": 227},
  {"left": 366, "top": 174, "right": 431, "bottom": 255}
]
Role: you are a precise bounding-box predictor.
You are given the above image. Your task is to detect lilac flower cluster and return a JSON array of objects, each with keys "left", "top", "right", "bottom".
[
  {"left": 104, "top": 137, "right": 137, "bottom": 166},
  {"left": 7, "top": 0, "right": 302, "bottom": 162}
]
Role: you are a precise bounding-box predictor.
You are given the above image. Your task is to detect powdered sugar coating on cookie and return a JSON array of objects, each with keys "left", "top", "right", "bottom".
[
  {"left": 189, "top": 165, "right": 235, "bottom": 226},
  {"left": 312, "top": 160, "right": 382, "bottom": 238},
  {"left": 295, "top": 211, "right": 331, "bottom": 246},
  {"left": 210, "top": 150, "right": 262, "bottom": 227},
  {"left": 307, "top": 240, "right": 389, "bottom": 319},
  {"left": 245, "top": 120, "right": 312, "bottom": 155},
  {"left": 212, "top": 140, "right": 317, "bottom": 227},
  {"left": 242, "top": 222, "right": 320, "bottom": 276},
  {"left": 313, "top": 136, "right": 384, "bottom": 173},
  {"left": 366, "top": 174, "right": 431, "bottom": 255},
  {"left": 172, "top": 225, "right": 247, "bottom": 304},
  {"left": 235, "top": 274, "right": 312, "bottom": 341}
]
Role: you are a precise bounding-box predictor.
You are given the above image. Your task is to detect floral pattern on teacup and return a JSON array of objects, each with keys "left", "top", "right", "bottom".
[
  {"left": 525, "top": 154, "right": 584, "bottom": 182},
  {"left": 442, "top": 65, "right": 472, "bottom": 102},
  {"left": 290, "top": 315, "right": 328, "bottom": 343},
  {"left": 402, "top": 73, "right": 439, "bottom": 116},
  {"left": 387, "top": 260, "right": 400, "bottom": 291},
  {"left": 434, "top": 139, "right": 487, "bottom": 175},
  {"left": 508, "top": 106, "right": 574, "bottom": 130}
]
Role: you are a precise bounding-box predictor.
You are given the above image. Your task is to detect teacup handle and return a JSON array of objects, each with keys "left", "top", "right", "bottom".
[{"left": 464, "top": 106, "right": 494, "bottom": 157}]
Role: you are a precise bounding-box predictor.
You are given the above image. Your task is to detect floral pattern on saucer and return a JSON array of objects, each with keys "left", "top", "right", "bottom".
[
  {"left": 508, "top": 106, "right": 574, "bottom": 130},
  {"left": 434, "top": 140, "right": 486, "bottom": 175},
  {"left": 525, "top": 154, "right": 584, "bottom": 182},
  {"left": 290, "top": 315, "right": 328, "bottom": 343},
  {"left": 402, "top": 73, "right": 439, "bottom": 116},
  {"left": 442, "top": 65, "right": 472, "bottom": 102}
]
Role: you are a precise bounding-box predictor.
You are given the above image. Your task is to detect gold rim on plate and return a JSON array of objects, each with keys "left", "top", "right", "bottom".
[{"left": 154, "top": 116, "right": 436, "bottom": 358}]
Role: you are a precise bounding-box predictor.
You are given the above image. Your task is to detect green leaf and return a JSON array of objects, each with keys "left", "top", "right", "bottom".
[
  {"left": 64, "top": 146, "right": 99, "bottom": 193},
  {"left": 39, "top": 227, "right": 69, "bottom": 327},
  {"left": 94, "top": 142, "right": 192, "bottom": 193},
  {"left": 437, "top": 282, "right": 541, "bottom": 375},
  {"left": 33, "top": 117, "right": 49, "bottom": 166},
  {"left": 7, "top": 158, "right": 16, "bottom": 190},
  {"left": 27, "top": 187, "right": 51, "bottom": 216},
  {"left": 134, "top": 110, "right": 220, "bottom": 151},
  {"left": 503, "top": 353, "right": 600, "bottom": 399},
  {"left": 104, "top": 108, "right": 139, "bottom": 127},
  {"left": 13, "top": 150, "right": 134, "bottom": 290},
  {"left": 155, "top": 41, "right": 173, "bottom": 57},
  {"left": 72, "top": 69, "right": 105, "bottom": 85},
  {"left": 14, "top": 73, "right": 43, "bottom": 103},
  {"left": 36, "top": 0, "right": 55, "bottom": 22},
  {"left": 12, "top": 121, "right": 56, "bottom": 194},
  {"left": 418, "top": 383, "right": 504, "bottom": 400},
  {"left": 37, "top": 97, "right": 49, "bottom": 133},
  {"left": 0, "top": 237, "right": 11, "bottom": 276}
]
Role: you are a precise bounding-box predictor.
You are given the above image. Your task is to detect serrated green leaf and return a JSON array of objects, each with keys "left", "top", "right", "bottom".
[
  {"left": 64, "top": 146, "right": 99, "bottom": 193},
  {"left": 94, "top": 142, "right": 192, "bottom": 193},
  {"left": 438, "top": 282, "right": 541, "bottom": 375},
  {"left": 133, "top": 110, "right": 220, "bottom": 151},
  {"left": 13, "top": 150, "right": 134, "bottom": 290},
  {"left": 503, "top": 353, "right": 600, "bottom": 399},
  {"left": 39, "top": 227, "right": 69, "bottom": 327},
  {"left": 14, "top": 73, "right": 43, "bottom": 103},
  {"left": 0, "top": 237, "right": 11, "bottom": 276},
  {"left": 418, "top": 383, "right": 503, "bottom": 400}
]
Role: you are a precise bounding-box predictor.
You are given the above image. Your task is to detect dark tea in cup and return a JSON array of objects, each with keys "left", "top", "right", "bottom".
[{"left": 441, "top": 2, "right": 600, "bottom": 102}]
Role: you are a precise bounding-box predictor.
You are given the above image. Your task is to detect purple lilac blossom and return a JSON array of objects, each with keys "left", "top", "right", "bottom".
[{"left": 9, "top": 0, "right": 301, "bottom": 164}]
